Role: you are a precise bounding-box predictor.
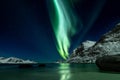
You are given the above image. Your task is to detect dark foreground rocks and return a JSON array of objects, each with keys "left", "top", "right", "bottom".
[
  {"left": 38, "top": 64, "right": 46, "bottom": 67},
  {"left": 18, "top": 64, "right": 34, "bottom": 68},
  {"left": 96, "top": 55, "right": 120, "bottom": 71}
]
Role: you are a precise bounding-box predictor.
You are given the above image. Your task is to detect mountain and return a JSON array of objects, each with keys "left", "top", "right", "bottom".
[
  {"left": 67, "top": 40, "right": 96, "bottom": 63},
  {"left": 0, "top": 57, "right": 36, "bottom": 64},
  {"left": 67, "top": 23, "right": 120, "bottom": 63}
]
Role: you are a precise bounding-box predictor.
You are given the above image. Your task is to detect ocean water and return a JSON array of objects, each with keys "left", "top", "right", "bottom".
[{"left": 0, "top": 63, "right": 120, "bottom": 80}]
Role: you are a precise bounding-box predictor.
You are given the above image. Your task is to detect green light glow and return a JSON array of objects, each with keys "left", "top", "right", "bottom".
[
  {"left": 58, "top": 63, "right": 71, "bottom": 80},
  {"left": 52, "top": 0, "right": 76, "bottom": 60}
]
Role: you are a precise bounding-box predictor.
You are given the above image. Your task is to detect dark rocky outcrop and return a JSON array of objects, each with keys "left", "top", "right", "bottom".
[
  {"left": 38, "top": 64, "right": 46, "bottom": 67},
  {"left": 96, "top": 55, "right": 120, "bottom": 71},
  {"left": 18, "top": 64, "right": 33, "bottom": 68}
]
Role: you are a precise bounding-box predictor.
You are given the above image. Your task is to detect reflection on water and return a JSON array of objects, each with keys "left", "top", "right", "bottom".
[
  {"left": 0, "top": 64, "right": 120, "bottom": 80},
  {"left": 58, "top": 63, "right": 71, "bottom": 80}
]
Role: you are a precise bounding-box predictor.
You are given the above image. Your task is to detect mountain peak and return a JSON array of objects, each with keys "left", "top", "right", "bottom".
[{"left": 82, "top": 40, "right": 96, "bottom": 50}]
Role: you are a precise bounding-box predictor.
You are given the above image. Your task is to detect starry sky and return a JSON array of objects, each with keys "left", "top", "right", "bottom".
[{"left": 0, "top": 0, "right": 120, "bottom": 62}]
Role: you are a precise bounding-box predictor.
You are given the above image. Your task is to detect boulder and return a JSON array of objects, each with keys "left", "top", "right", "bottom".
[{"left": 96, "top": 55, "right": 120, "bottom": 71}]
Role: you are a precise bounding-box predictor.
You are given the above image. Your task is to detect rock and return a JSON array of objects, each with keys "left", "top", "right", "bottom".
[
  {"left": 19, "top": 64, "right": 34, "bottom": 68},
  {"left": 38, "top": 64, "right": 46, "bottom": 67},
  {"left": 96, "top": 55, "right": 120, "bottom": 71}
]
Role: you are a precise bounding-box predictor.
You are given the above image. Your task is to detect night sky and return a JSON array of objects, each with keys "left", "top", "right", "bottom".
[{"left": 0, "top": 0, "right": 120, "bottom": 62}]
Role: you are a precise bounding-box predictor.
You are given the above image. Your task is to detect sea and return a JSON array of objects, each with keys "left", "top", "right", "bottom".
[{"left": 0, "top": 63, "right": 120, "bottom": 80}]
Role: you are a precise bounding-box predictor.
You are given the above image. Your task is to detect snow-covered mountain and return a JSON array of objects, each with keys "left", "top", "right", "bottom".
[
  {"left": 67, "top": 23, "right": 120, "bottom": 63},
  {"left": 0, "top": 57, "right": 36, "bottom": 64},
  {"left": 69, "top": 40, "right": 96, "bottom": 58},
  {"left": 67, "top": 40, "right": 96, "bottom": 63}
]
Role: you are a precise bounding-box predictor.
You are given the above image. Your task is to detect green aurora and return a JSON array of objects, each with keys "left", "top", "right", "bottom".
[{"left": 51, "top": 0, "right": 77, "bottom": 60}]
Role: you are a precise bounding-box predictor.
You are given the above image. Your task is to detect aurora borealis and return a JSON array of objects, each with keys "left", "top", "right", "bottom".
[
  {"left": 49, "top": 0, "right": 106, "bottom": 60},
  {"left": 50, "top": 0, "right": 77, "bottom": 60},
  {"left": 1, "top": 0, "right": 120, "bottom": 62}
]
